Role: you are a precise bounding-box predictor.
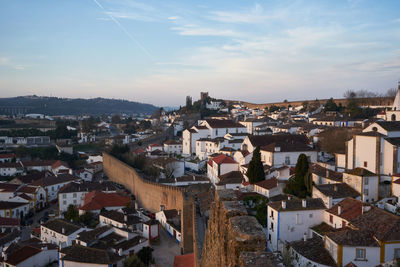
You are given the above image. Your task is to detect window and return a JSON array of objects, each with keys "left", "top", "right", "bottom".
[
  {"left": 364, "top": 177, "right": 368, "bottom": 185},
  {"left": 355, "top": 248, "right": 366, "bottom": 260},
  {"left": 268, "top": 234, "right": 271, "bottom": 241},
  {"left": 73, "top": 193, "right": 77, "bottom": 198},
  {"left": 329, "top": 215, "right": 333, "bottom": 223},
  {"left": 63, "top": 200, "right": 66, "bottom": 205},
  {"left": 363, "top": 161, "right": 367, "bottom": 167},
  {"left": 270, "top": 210, "right": 274, "bottom": 218},
  {"left": 309, "top": 214, "right": 313, "bottom": 218},
  {"left": 363, "top": 189, "right": 369, "bottom": 196},
  {"left": 285, "top": 156, "right": 290, "bottom": 165},
  {"left": 63, "top": 194, "right": 66, "bottom": 199},
  {"left": 395, "top": 248, "right": 400, "bottom": 259},
  {"left": 270, "top": 222, "right": 274, "bottom": 231},
  {"left": 73, "top": 200, "right": 77, "bottom": 204},
  {"left": 296, "top": 214, "right": 302, "bottom": 224}
]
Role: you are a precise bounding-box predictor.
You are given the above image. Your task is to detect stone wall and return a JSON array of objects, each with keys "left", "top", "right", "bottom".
[
  {"left": 201, "top": 190, "right": 279, "bottom": 267},
  {"left": 102, "top": 152, "right": 194, "bottom": 253}
]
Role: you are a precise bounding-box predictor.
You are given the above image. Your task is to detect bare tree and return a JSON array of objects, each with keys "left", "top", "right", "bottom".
[{"left": 386, "top": 88, "right": 397, "bottom": 97}]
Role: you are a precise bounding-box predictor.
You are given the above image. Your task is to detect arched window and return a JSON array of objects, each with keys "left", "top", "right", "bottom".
[{"left": 392, "top": 114, "right": 396, "bottom": 121}]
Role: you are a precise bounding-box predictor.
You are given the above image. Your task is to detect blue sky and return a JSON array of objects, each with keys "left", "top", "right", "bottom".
[{"left": 0, "top": 0, "right": 399, "bottom": 106}]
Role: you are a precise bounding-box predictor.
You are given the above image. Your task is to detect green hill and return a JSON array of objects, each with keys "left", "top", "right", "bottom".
[{"left": 0, "top": 96, "right": 158, "bottom": 115}]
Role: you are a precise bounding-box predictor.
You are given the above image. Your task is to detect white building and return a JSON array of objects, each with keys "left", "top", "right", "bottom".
[
  {"left": 345, "top": 121, "right": 400, "bottom": 178},
  {"left": 207, "top": 154, "right": 239, "bottom": 185},
  {"left": 163, "top": 140, "right": 182, "bottom": 155},
  {"left": 259, "top": 141, "right": 317, "bottom": 167},
  {"left": 41, "top": 219, "right": 86, "bottom": 248},
  {"left": 342, "top": 168, "right": 379, "bottom": 203},
  {"left": 267, "top": 198, "right": 326, "bottom": 252},
  {"left": 183, "top": 120, "right": 246, "bottom": 156},
  {"left": 0, "top": 162, "right": 24, "bottom": 176},
  {"left": 58, "top": 181, "right": 117, "bottom": 214},
  {"left": 31, "top": 174, "right": 80, "bottom": 202}
]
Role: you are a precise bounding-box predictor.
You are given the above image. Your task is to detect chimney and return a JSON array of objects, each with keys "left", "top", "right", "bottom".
[
  {"left": 338, "top": 205, "right": 342, "bottom": 215},
  {"left": 2, "top": 251, "right": 7, "bottom": 261},
  {"left": 326, "top": 169, "right": 329, "bottom": 178},
  {"left": 287, "top": 195, "right": 291, "bottom": 200},
  {"left": 124, "top": 215, "right": 128, "bottom": 222},
  {"left": 302, "top": 199, "right": 307, "bottom": 208},
  {"left": 118, "top": 248, "right": 123, "bottom": 256},
  {"left": 62, "top": 227, "right": 65, "bottom": 234},
  {"left": 282, "top": 201, "right": 286, "bottom": 209},
  {"left": 303, "top": 233, "right": 307, "bottom": 242},
  {"left": 362, "top": 205, "right": 371, "bottom": 214},
  {"left": 334, "top": 185, "right": 337, "bottom": 192}
]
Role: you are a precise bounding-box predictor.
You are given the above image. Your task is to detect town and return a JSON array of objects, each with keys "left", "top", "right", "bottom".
[{"left": 0, "top": 85, "right": 398, "bottom": 267}]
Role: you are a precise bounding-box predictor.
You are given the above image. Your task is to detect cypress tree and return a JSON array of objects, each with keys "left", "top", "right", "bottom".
[
  {"left": 284, "top": 154, "right": 310, "bottom": 198},
  {"left": 246, "top": 146, "right": 265, "bottom": 184}
]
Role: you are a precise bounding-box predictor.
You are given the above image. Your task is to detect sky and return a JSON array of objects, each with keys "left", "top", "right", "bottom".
[{"left": 0, "top": 0, "right": 399, "bottom": 107}]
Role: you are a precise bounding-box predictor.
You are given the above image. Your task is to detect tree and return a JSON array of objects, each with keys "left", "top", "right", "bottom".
[
  {"left": 284, "top": 154, "right": 310, "bottom": 198},
  {"left": 111, "top": 114, "right": 121, "bottom": 124},
  {"left": 124, "top": 254, "right": 146, "bottom": 267},
  {"left": 136, "top": 247, "right": 154, "bottom": 266},
  {"left": 324, "top": 98, "right": 338, "bottom": 111},
  {"left": 64, "top": 205, "right": 79, "bottom": 222},
  {"left": 246, "top": 147, "right": 265, "bottom": 184},
  {"left": 15, "top": 145, "right": 27, "bottom": 158},
  {"left": 269, "top": 105, "right": 280, "bottom": 112},
  {"left": 386, "top": 88, "right": 397, "bottom": 98}
]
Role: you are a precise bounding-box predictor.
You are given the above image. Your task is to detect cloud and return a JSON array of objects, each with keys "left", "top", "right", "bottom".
[
  {"left": 209, "top": 4, "right": 271, "bottom": 24},
  {"left": 0, "top": 57, "right": 25, "bottom": 70},
  {"left": 168, "top": 16, "right": 179, "bottom": 20},
  {"left": 105, "top": 11, "right": 156, "bottom": 22},
  {"left": 171, "top": 25, "right": 238, "bottom": 37}
]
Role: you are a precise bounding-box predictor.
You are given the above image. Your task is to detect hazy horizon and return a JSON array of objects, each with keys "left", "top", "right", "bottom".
[{"left": 1, "top": 0, "right": 399, "bottom": 106}]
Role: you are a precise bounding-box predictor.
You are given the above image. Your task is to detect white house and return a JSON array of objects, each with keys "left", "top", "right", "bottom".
[
  {"left": 342, "top": 168, "right": 379, "bottom": 203},
  {"left": 59, "top": 245, "right": 123, "bottom": 267},
  {"left": 41, "top": 219, "right": 86, "bottom": 248},
  {"left": 0, "top": 162, "right": 24, "bottom": 176},
  {"left": 0, "top": 201, "right": 30, "bottom": 219},
  {"left": 58, "top": 181, "right": 117, "bottom": 214},
  {"left": 183, "top": 119, "right": 247, "bottom": 156},
  {"left": 259, "top": 141, "right": 317, "bottom": 167},
  {"left": 345, "top": 121, "right": 400, "bottom": 178},
  {"left": 253, "top": 178, "right": 284, "bottom": 198},
  {"left": 163, "top": 140, "right": 182, "bottom": 155},
  {"left": 207, "top": 154, "right": 239, "bottom": 185},
  {"left": 4, "top": 244, "right": 58, "bottom": 267},
  {"left": 155, "top": 209, "right": 181, "bottom": 243},
  {"left": 31, "top": 174, "right": 80, "bottom": 202},
  {"left": 86, "top": 154, "right": 103, "bottom": 164},
  {"left": 267, "top": 198, "right": 326, "bottom": 252},
  {"left": 312, "top": 183, "right": 361, "bottom": 208},
  {"left": 241, "top": 134, "right": 310, "bottom": 154}
]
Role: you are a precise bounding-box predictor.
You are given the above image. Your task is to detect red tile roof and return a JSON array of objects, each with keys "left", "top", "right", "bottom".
[
  {"left": 255, "top": 178, "right": 278, "bottom": 190},
  {"left": 0, "top": 217, "right": 20, "bottom": 226},
  {"left": 325, "top": 198, "right": 365, "bottom": 221},
  {"left": 149, "top": 144, "right": 162, "bottom": 147},
  {"left": 5, "top": 245, "right": 42, "bottom": 265},
  {"left": 0, "top": 153, "right": 15, "bottom": 159},
  {"left": 212, "top": 154, "right": 237, "bottom": 165},
  {"left": 79, "top": 191, "right": 130, "bottom": 211},
  {"left": 51, "top": 160, "right": 69, "bottom": 169},
  {"left": 174, "top": 253, "right": 194, "bottom": 267},
  {"left": 134, "top": 148, "right": 145, "bottom": 154}
]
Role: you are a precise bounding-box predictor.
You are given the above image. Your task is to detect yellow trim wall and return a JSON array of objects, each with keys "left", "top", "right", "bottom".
[{"left": 337, "top": 245, "right": 343, "bottom": 267}]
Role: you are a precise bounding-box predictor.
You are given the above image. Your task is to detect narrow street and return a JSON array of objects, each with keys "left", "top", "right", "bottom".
[{"left": 152, "top": 226, "right": 181, "bottom": 267}]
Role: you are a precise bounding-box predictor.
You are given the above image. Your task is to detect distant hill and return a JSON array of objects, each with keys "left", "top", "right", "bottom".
[{"left": 0, "top": 96, "right": 158, "bottom": 116}]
